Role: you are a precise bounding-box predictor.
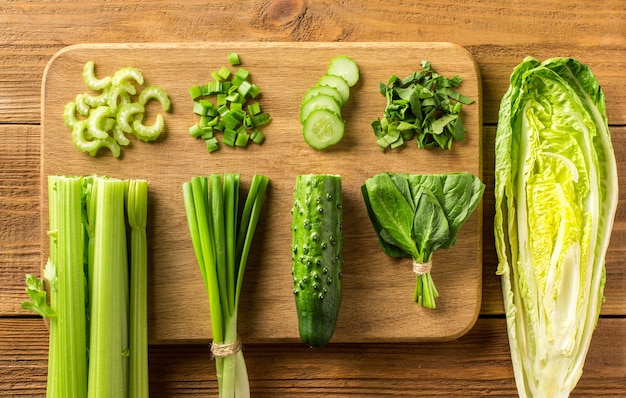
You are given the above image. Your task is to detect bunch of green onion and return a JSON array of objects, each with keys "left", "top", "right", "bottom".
[{"left": 183, "top": 173, "right": 269, "bottom": 397}]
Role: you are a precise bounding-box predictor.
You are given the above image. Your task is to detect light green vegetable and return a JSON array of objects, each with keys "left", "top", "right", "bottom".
[
  {"left": 127, "top": 180, "right": 149, "bottom": 398},
  {"left": 183, "top": 173, "right": 269, "bottom": 398},
  {"left": 299, "top": 94, "right": 342, "bottom": 123},
  {"left": 64, "top": 62, "right": 171, "bottom": 157},
  {"left": 302, "top": 109, "right": 345, "bottom": 150},
  {"left": 87, "top": 177, "right": 129, "bottom": 398},
  {"left": 327, "top": 55, "right": 360, "bottom": 87},
  {"left": 361, "top": 172, "right": 484, "bottom": 308},
  {"left": 299, "top": 55, "right": 360, "bottom": 150},
  {"left": 228, "top": 52, "right": 241, "bottom": 66},
  {"left": 494, "top": 57, "right": 619, "bottom": 397},
  {"left": 45, "top": 176, "right": 88, "bottom": 398},
  {"left": 21, "top": 175, "right": 151, "bottom": 398}
]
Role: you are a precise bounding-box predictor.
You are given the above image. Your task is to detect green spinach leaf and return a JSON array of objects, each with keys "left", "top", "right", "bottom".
[{"left": 361, "top": 171, "right": 485, "bottom": 308}]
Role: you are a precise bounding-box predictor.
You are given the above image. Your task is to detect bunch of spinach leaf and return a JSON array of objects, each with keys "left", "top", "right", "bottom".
[
  {"left": 371, "top": 60, "right": 474, "bottom": 152},
  {"left": 361, "top": 172, "right": 484, "bottom": 308}
]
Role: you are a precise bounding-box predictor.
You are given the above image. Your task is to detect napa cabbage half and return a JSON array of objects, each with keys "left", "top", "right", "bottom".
[{"left": 494, "top": 57, "right": 618, "bottom": 397}]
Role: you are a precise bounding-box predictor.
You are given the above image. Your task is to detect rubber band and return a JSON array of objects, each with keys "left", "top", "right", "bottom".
[
  {"left": 210, "top": 338, "right": 242, "bottom": 358},
  {"left": 412, "top": 260, "right": 432, "bottom": 276}
]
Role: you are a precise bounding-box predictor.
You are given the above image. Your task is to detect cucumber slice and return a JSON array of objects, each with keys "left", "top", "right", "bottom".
[
  {"left": 302, "top": 85, "right": 343, "bottom": 107},
  {"left": 302, "top": 109, "right": 345, "bottom": 150},
  {"left": 317, "top": 74, "right": 350, "bottom": 106},
  {"left": 327, "top": 55, "right": 360, "bottom": 87},
  {"left": 300, "top": 94, "right": 342, "bottom": 123}
]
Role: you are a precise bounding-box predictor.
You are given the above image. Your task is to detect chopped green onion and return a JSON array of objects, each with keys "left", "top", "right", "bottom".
[
  {"left": 235, "top": 131, "right": 249, "bottom": 147},
  {"left": 228, "top": 52, "right": 241, "bottom": 65},
  {"left": 247, "top": 84, "right": 261, "bottom": 99},
  {"left": 205, "top": 137, "right": 219, "bottom": 152},
  {"left": 201, "top": 128, "right": 214, "bottom": 140},
  {"left": 250, "top": 129, "right": 265, "bottom": 145},
  {"left": 223, "top": 128, "right": 237, "bottom": 146},
  {"left": 217, "top": 66, "right": 231, "bottom": 80},
  {"left": 237, "top": 80, "right": 252, "bottom": 97},
  {"left": 247, "top": 102, "right": 261, "bottom": 116},
  {"left": 189, "top": 85, "right": 203, "bottom": 100},
  {"left": 252, "top": 112, "right": 272, "bottom": 127},
  {"left": 188, "top": 53, "right": 271, "bottom": 152},
  {"left": 230, "top": 102, "right": 243, "bottom": 112},
  {"left": 235, "top": 68, "right": 249, "bottom": 81}
]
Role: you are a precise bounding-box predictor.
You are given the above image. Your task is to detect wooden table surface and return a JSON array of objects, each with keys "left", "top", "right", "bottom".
[{"left": 1, "top": 1, "right": 624, "bottom": 396}]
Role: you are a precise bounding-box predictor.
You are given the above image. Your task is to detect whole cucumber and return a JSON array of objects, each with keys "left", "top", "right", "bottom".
[{"left": 291, "top": 174, "right": 343, "bottom": 348}]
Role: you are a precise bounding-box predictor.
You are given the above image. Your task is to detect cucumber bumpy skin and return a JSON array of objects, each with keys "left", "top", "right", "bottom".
[{"left": 291, "top": 174, "right": 343, "bottom": 348}]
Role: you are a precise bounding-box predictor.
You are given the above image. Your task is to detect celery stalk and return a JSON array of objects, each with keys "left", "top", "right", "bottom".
[
  {"left": 23, "top": 175, "right": 152, "bottom": 398},
  {"left": 87, "top": 178, "right": 129, "bottom": 398},
  {"left": 183, "top": 174, "right": 269, "bottom": 398},
  {"left": 128, "top": 180, "right": 149, "bottom": 398},
  {"left": 47, "top": 175, "right": 88, "bottom": 398}
]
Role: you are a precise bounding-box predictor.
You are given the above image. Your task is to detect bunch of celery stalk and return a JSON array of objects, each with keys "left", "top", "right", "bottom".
[
  {"left": 23, "top": 175, "right": 150, "bottom": 398},
  {"left": 183, "top": 173, "right": 269, "bottom": 398}
]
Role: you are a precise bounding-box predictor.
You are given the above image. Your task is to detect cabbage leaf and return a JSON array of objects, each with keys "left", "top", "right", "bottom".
[{"left": 494, "top": 57, "right": 618, "bottom": 397}]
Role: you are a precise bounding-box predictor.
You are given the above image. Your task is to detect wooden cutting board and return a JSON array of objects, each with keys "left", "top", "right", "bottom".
[{"left": 41, "top": 42, "right": 483, "bottom": 344}]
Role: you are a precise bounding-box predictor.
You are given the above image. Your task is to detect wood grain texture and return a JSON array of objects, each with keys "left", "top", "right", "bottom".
[
  {"left": 0, "top": 125, "right": 41, "bottom": 315},
  {"left": 0, "top": 0, "right": 624, "bottom": 124},
  {"left": 2, "top": 317, "right": 624, "bottom": 397},
  {"left": 3, "top": 125, "right": 625, "bottom": 318},
  {"left": 41, "top": 42, "right": 482, "bottom": 343},
  {"left": 1, "top": 0, "right": 625, "bottom": 396}
]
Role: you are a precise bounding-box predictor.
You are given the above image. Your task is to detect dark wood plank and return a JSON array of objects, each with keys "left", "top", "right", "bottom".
[{"left": 1, "top": 317, "right": 624, "bottom": 397}]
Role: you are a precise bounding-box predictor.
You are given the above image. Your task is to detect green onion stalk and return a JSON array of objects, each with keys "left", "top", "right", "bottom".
[{"left": 183, "top": 173, "right": 269, "bottom": 398}]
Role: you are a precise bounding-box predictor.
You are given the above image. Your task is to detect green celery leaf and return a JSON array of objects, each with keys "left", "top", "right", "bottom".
[{"left": 22, "top": 273, "right": 56, "bottom": 318}]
